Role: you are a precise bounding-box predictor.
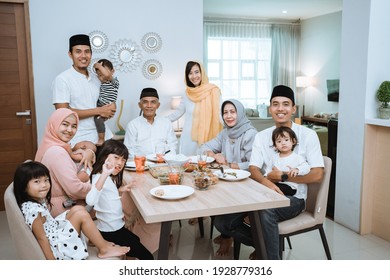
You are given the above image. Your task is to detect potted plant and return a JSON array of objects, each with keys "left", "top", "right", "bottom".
[{"left": 377, "top": 81, "right": 390, "bottom": 119}]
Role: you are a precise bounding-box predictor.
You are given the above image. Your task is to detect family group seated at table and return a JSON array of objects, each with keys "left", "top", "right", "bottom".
[{"left": 12, "top": 33, "right": 325, "bottom": 260}]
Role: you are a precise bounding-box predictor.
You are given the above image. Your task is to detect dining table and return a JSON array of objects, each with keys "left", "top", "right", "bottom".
[{"left": 123, "top": 166, "right": 290, "bottom": 260}]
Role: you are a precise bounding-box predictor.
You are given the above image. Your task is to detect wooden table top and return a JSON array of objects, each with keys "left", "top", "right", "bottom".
[{"left": 123, "top": 170, "right": 289, "bottom": 224}]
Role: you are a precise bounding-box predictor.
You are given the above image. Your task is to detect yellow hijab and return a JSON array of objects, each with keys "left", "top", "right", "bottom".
[{"left": 185, "top": 61, "right": 223, "bottom": 144}]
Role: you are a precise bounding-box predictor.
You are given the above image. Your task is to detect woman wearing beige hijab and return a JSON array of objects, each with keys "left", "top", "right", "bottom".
[{"left": 168, "top": 61, "right": 223, "bottom": 155}]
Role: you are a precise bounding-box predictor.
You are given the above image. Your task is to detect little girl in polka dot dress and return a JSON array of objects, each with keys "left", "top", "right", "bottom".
[{"left": 13, "top": 161, "right": 129, "bottom": 260}]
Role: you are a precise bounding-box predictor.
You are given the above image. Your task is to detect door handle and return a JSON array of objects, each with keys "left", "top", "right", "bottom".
[{"left": 16, "top": 110, "right": 31, "bottom": 116}]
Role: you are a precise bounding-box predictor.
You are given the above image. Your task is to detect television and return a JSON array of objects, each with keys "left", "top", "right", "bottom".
[{"left": 327, "top": 79, "right": 339, "bottom": 102}]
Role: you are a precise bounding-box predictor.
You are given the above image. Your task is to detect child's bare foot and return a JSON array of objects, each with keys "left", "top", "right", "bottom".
[
  {"left": 98, "top": 242, "right": 130, "bottom": 259},
  {"left": 215, "top": 237, "right": 233, "bottom": 256},
  {"left": 213, "top": 234, "right": 223, "bottom": 244}
]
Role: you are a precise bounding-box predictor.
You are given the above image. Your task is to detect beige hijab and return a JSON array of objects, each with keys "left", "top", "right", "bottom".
[
  {"left": 35, "top": 108, "right": 79, "bottom": 162},
  {"left": 185, "top": 61, "right": 223, "bottom": 144}
]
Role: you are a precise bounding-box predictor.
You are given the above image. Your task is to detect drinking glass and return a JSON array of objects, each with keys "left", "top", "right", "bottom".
[
  {"left": 134, "top": 154, "right": 146, "bottom": 174},
  {"left": 197, "top": 147, "right": 207, "bottom": 170},
  {"left": 155, "top": 143, "right": 166, "bottom": 163}
]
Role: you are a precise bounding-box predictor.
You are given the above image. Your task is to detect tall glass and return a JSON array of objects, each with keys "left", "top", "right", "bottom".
[
  {"left": 197, "top": 147, "right": 207, "bottom": 171},
  {"left": 155, "top": 143, "right": 166, "bottom": 163},
  {"left": 134, "top": 154, "right": 146, "bottom": 174}
]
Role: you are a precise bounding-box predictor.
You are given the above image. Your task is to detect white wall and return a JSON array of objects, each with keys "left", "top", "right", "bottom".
[
  {"left": 29, "top": 0, "right": 203, "bottom": 144},
  {"left": 336, "top": 0, "right": 390, "bottom": 232},
  {"left": 300, "top": 12, "right": 341, "bottom": 117}
]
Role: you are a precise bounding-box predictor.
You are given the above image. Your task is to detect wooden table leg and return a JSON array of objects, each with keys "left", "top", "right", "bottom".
[
  {"left": 157, "top": 221, "right": 172, "bottom": 260},
  {"left": 248, "top": 210, "right": 268, "bottom": 260}
]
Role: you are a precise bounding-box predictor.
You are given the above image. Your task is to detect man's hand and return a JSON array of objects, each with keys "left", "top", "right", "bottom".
[
  {"left": 99, "top": 103, "right": 116, "bottom": 119},
  {"left": 267, "top": 166, "right": 283, "bottom": 182}
]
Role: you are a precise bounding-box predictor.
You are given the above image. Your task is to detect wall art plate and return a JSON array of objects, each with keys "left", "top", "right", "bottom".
[
  {"left": 141, "top": 32, "right": 162, "bottom": 53},
  {"left": 110, "top": 39, "right": 142, "bottom": 72},
  {"left": 142, "top": 59, "right": 163, "bottom": 80},
  {"left": 89, "top": 30, "right": 109, "bottom": 53}
]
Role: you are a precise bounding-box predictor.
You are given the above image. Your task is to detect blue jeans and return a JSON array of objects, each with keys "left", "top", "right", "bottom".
[{"left": 214, "top": 196, "right": 305, "bottom": 260}]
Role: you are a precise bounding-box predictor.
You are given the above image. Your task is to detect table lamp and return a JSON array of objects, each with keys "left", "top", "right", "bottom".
[{"left": 171, "top": 96, "right": 182, "bottom": 132}]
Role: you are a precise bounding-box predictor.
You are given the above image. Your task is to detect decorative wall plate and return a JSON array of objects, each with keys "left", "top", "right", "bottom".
[
  {"left": 110, "top": 39, "right": 142, "bottom": 72},
  {"left": 141, "top": 32, "right": 162, "bottom": 53},
  {"left": 142, "top": 59, "right": 163, "bottom": 80},
  {"left": 89, "top": 31, "right": 109, "bottom": 53}
]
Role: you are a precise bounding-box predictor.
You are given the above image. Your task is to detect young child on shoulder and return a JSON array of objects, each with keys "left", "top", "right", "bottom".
[
  {"left": 268, "top": 126, "right": 311, "bottom": 197},
  {"left": 13, "top": 161, "right": 129, "bottom": 260},
  {"left": 86, "top": 139, "right": 154, "bottom": 260},
  {"left": 93, "top": 59, "right": 119, "bottom": 146}
]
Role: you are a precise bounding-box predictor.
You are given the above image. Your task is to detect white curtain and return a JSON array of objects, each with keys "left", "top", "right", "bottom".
[{"left": 204, "top": 20, "right": 300, "bottom": 90}]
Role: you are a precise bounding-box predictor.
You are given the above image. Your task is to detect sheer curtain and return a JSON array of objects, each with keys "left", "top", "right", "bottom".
[{"left": 204, "top": 20, "right": 300, "bottom": 106}]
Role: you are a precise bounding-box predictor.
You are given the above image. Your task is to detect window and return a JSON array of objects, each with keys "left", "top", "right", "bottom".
[{"left": 207, "top": 37, "right": 272, "bottom": 109}]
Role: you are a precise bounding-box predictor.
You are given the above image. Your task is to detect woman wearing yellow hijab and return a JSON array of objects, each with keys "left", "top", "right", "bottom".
[{"left": 169, "top": 61, "right": 223, "bottom": 155}]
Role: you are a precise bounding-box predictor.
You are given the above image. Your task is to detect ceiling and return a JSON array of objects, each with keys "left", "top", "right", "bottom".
[{"left": 204, "top": 0, "right": 343, "bottom": 22}]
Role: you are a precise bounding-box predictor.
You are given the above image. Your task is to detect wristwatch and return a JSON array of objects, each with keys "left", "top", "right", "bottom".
[{"left": 281, "top": 173, "right": 288, "bottom": 182}]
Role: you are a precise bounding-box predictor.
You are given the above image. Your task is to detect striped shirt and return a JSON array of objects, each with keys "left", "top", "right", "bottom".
[{"left": 97, "top": 77, "right": 119, "bottom": 106}]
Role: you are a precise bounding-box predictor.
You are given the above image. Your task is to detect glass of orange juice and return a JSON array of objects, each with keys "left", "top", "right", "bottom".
[
  {"left": 134, "top": 153, "right": 146, "bottom": 174},
  {"left": 197, "top": 147, "right": 207, "bottom": 171},
  {"left": 155, "top": 143, "right": 166, "bottom": 163}
]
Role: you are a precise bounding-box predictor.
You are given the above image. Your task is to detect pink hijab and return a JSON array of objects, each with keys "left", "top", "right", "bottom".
[{"left": 35, "top": 108, "right": 79, "bottom": 162}]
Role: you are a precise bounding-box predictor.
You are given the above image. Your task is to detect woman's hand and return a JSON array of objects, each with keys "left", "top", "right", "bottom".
[
  {"left": 213, "top": 153, "right": 226, "bottom": 164},
  {"left": 75, "top": 148, "right": 95, "bottom": 171},
  {"left": 288, "top": 167, "right": 299, "bottom": 177}
]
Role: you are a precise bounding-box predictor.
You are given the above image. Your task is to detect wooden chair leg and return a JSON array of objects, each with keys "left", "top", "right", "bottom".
[
  {"left": 198, "top": 217, "right": 204, "bottom": 238},
  {"left": 233, "top": 239, "right": 241, "bottom": 260},
  {"left": 178, "top": 220, "right": 182, "bottom": 228},
  {"left": 318, "top": 225, "right": 332, "bottom": 260}
]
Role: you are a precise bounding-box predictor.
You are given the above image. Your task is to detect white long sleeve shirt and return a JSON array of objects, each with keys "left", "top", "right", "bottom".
[
  {"left": 123, "top": 115, "right": 178, "bottom": 158},
  {"left": 86, "top": 174, "right": 124, "bottom": 232}
]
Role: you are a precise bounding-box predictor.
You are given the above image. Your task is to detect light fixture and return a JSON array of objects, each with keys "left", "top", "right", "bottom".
[
  {"left": 170, "top": 96, "right": 182, "bottom": 132},
  {"left": 296, "top": 76, "right": 308, "bottom": 88}
]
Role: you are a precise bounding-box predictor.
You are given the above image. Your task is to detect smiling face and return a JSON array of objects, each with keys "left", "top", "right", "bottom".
[
  {"left": 68, "top": 45, "right": 92, "bottom": 75},
  {"left": 56, "top": 114, "right": 78, "bottom": 143},
  {"left": 106, "top": 154, "right": 126, "bottom": 176},
  {"left": 188, "top": 64, "right": 202, "bottom": 87},
  {"left": 139, "top": 97, "right": 160, "bottom": 121},
  {"left": 26, "top": 176, "right": 51, "bottom": 202},
  {"left": 269, "top": 96, "right": 296, "bottom": 127},
  {"left": 222, "top": 103, "right": 238, "bottom": 127}
]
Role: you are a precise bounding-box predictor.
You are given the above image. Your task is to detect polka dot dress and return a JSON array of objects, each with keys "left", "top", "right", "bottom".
[{"left": 21, "top": 201, "right": 89, "bottom": 260}]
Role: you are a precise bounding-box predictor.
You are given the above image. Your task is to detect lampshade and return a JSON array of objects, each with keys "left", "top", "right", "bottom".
[
  {"left": 296, "top": 76, "right": 308, "bottom": 88},
  {"left": 170, "top": 96, "right": 182, "bottom": 109}
]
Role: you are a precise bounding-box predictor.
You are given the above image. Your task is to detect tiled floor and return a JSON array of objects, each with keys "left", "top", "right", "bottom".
[{"left": 1, "top": 210, "right": 390, "bottom": 260}]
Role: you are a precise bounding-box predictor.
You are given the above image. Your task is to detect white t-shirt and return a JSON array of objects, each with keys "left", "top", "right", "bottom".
[
  {"left": 52, "top": 66, "right": 113, "bottom": 146},
  {"left": 123, "top": 115, "right": 178, "bottom": 158},
  {"left": 250, "top": 122, "right": 324, "bottom": 200}
]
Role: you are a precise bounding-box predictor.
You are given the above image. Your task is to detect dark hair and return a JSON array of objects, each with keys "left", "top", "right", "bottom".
[
  {"left": 97, "top": 58, "right": 113, "bottom": 71},
  {"left": 185, "top": 61, "right": 201, "bottom": 87},
  {"left": 13, "top": 161, "right": 52, "bottom": 207},
  {"left": 272, "top": 127, "right": 298, "bottom": 151},
  {"left": 91, "top": 139, "right": 129, "bottom": 188}
]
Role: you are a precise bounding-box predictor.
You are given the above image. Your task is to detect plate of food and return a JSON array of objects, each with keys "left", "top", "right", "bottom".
[
  {"left": 213, "top": 169, "right": 251, "bottom": 181},
  {"left": 189, "top": 156, "right": 215, "bottom": 164},
  {"left": 150, "top": 185, "right": 194, "bottom": 200}
]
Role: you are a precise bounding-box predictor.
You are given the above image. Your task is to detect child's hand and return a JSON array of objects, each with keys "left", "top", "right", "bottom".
[
  {"left": 102, "top": 157, "right": 115, "bottom": 175},
  {"left": 288, "top": 167, "right": 299, "bottom": 177}
]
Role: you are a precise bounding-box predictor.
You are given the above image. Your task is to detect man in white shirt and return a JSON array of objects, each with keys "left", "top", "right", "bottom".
[
  {"left": 214, "top": 85, "right": 324, "bottom": 259},
  {"left": 124, "top": 88, "right": 177, "bottom": 158},
  {"left": 52, "top": 34, "right": 116, "bottom": 147}
]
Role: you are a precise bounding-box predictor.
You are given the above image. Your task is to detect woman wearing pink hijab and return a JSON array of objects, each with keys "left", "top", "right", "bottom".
[{"left": 35, "top": 108, "right": 95, "bottom": 217}]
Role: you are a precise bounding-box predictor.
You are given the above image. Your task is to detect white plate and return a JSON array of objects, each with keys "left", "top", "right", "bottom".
[
  {"left": 125, "top": 161, "right": 150, "bottom": 171},
  {"left": 150, "top": 185, "right": 195, "bottom": 200},
  {"left": 213, "top": 169, "right": 251, "bottom": 181},
  {"left": 146, "top": 154, "right": 158, "bottom": 162},
  {"left": 189, "top": 156, "right": 215, "bottom": 164}
]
